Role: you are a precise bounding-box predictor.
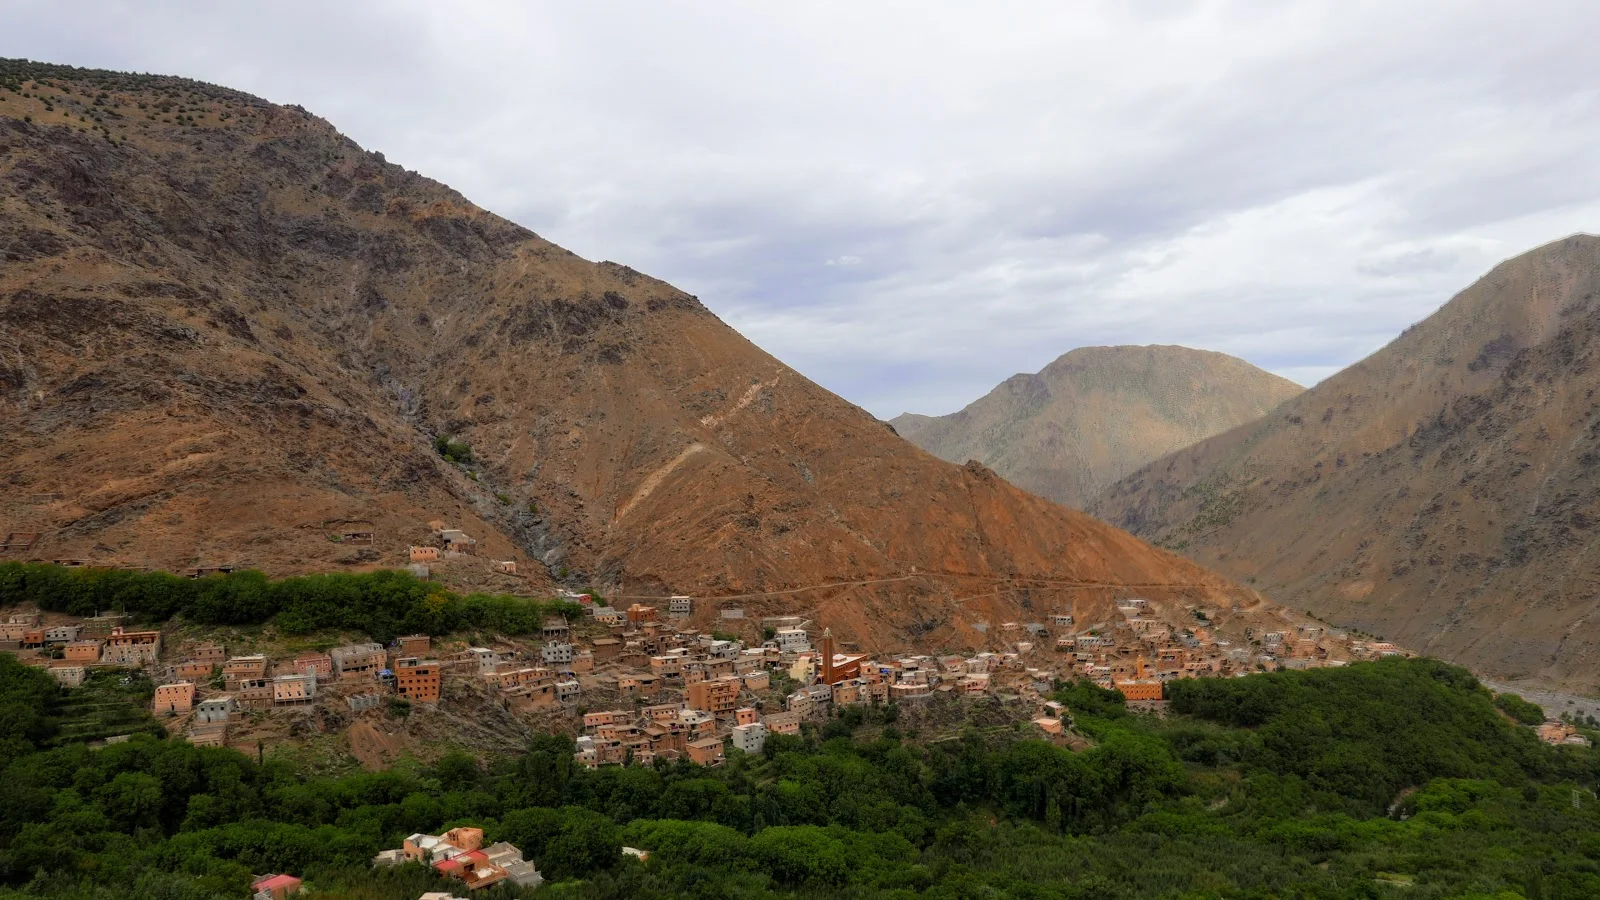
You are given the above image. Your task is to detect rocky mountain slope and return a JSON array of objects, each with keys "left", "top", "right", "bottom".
[
  {"left": 1092, "top": 235, "right": 1600, "bottom": 692},
  {"left": 892, "top": 346, "right": 1300, "bottom": 508},
  {"left": 0, "top": 59, "right": 1293, "bottom": 653}
]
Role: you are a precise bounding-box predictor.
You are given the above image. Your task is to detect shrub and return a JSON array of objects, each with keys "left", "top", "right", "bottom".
[
  {"left": 432, "top": 435, "right": 473, "bottom": 465},
  {"left": 1496, "top": 692, "right": 1546, "bottom": 726}
]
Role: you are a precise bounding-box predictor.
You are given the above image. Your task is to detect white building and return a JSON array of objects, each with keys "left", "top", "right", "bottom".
[
  {"left": 731, "top": 722, "right": 767, "bottom": 754},
  {"left": 542, "top": 642, "right": 575, "bottom": 666},
  {"left": 705, "top": 639, "right": 741, "bottom": 659},
  {"left": 466, "top": 647, "right": 500, "bottom": 674},
  {"left": 773, "top": 627, "right": 810, "bottom": 653},
  {"left": 194, "top": 696, "right": 238, "bottom": 725},
  {"left": 668, "top": 596, "right": 693, "bottom": 616}
]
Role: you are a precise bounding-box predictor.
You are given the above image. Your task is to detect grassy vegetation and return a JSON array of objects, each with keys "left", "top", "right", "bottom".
[{"left": 46, "top": 669, "right": 162, "bottom": 747}]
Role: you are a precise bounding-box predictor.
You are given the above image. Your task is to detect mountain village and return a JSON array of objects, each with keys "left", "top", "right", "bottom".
[{"left": 1, "top": 528, "right": 1460, "bottom": 768}]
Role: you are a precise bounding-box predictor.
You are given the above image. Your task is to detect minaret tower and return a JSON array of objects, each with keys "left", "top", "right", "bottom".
[{"left": 819, "top": 627, "right": 834, "bottom": 685}]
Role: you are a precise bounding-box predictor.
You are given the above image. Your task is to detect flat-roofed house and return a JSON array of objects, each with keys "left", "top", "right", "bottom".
[
  {"left": 223, "top": 655, "right": 269, "bottom": 685},
  {"left": 154, "top": 681, "right": 196, "bottom": 714},
  {"left": 731, "top": 722, "right": 766, "bottom": 755},
  {"left": 397, "top": 634, "right": 432, "bottom": 658},
  {"left": 273, "top": 673, "right": 317, "bottom": 705},
  {"left": 395, "top": 658, "right": 442, "bottom": 703},
  {"left": 293, "top": 652, "right": 333, "bottom": 678},
  {"left": 64, "top": 640, "right": 103, "bottom": 664},
  {"left": 541, "top": 642, "right": 575, "bottom": 667},
  {"left": 619, "top": 673, "right": 661, "bottom": 698},
  {"left": 331, "top": 642, "right": 386, "bottom": 678},
  {"left": 194, "top": 696, "right": 239, "bottom": 725},
  {"left": 175, "top": 660, "right": 213, "bottom": 680},
  {"left": 103, "top": 627, "right": 162, "bottom": 666},
  {"left": 439, "top": 530, "right": 477, "bottom": 556},
  {"left": 191, "top": 643, "right": 226, "bottom": 665},
  {"left": 687, "top": 737, "right": 725, "bottom": 767},
  {"left": 686, "top": 676, "right": 741, "bottom": 717}
]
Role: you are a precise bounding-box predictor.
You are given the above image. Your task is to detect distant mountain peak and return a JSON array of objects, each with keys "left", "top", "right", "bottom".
[{"left": 892, "top": 345, "right": 1299, "bottom": 508}]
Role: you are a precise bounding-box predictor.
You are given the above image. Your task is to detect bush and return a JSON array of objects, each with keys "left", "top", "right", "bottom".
[
  {"left": 432, "top": 435, "right": 473, "bottom": 465},
  {"left": 1496, "top": 692, "right": 1546, "bottom": 726}
]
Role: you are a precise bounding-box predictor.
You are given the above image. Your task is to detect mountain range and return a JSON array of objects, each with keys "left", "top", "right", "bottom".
[
  {"left": 0, "top": 59, "right": 1292, "bottom": 654},
  {"left": 1093, "top": 235, "right": 1600, "bottom": 692},
  {"left": 892, "top": 346, "right": 1300, "bottom": 508}
]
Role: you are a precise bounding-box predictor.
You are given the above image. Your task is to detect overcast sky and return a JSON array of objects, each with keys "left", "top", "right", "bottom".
[{"left": 7, "top": 2, "right": 1600, "bottom": 416}]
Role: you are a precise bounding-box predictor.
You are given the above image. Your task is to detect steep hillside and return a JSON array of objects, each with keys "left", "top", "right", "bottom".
[
  {"left": 0, "top": 59, "right": 1286, "bottom": 653},
  {"left": 892, "top": 346, "right": 1300, "bottom": 508},
  {"left": 1093, "top": 235, "right": 1600, "bottom": 691}
]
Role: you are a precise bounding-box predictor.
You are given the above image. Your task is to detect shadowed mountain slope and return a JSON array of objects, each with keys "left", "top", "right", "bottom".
[{"left": 1093, "top": 235, "right": 1600, "bottom": 691}]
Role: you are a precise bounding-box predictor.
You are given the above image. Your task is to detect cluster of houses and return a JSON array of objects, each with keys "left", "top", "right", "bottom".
[
  {"left": 1034, "top": 599, "right": 1368, "bottom": 703},
  {"left": 0, "top": 584, "right": 1407, "bottom": 763},
  {"left": 172, "top": 634, "right": 451, "bottom": 747},
  {"left": 0, "top": 611, "right": 161, "bottom": 688},
  {"left": 373, "top": 826, "right": 541, "bottom": 891},
  {"left": 405, "top": 522, "right": 526, "bottom": 580}
]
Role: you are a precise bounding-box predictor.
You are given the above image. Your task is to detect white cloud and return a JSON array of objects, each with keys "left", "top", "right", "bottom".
[{"left": 4, "top": 0, "right": 1598, "bottom": 416}]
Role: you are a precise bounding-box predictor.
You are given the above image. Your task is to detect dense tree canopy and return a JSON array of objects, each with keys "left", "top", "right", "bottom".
[
  {"left": 0, "top": 563, "right": 584, "bottom": 642},
  {"left": 0, "top": 648, "right": 1596, "bottom": 897}
]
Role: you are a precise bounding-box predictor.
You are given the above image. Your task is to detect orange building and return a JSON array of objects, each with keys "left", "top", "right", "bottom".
[
  {"left": 1113, "top": 679, "right": 1163, "bottom": 702},
  {"left": 735, "top": 707, "right": 760, "bottom": 726},
  {"left": 686, "top": 676, "right": 741, "bottom": 717},
  {"left": 154, "top": 681, "right": 196, "bottom": 714},
  {"left": 817, "top": 628, "right": 864, "bottom": 686},
  {"left": 191, "top": 643, "right": 227, "bottom": 664},
  {"left": 620, "top": 674, "right": 662, "bottom": 698},
  {"left": 64, "top": 640, "right": 103, "bottom": 664},
  {"left": 686, "top": 737, "right": 725, "bottom": 767},
  {"left": 273, "top": 674, "right": 317, "bottom": 705},
  {"left": 250, "top": 874, "right": 303, "bottom": 899},
  {"left": 175, "top": 660, "right": 213, "bottom": 680},
  {"left": 397, "top": 634, "right": 432, "bottom": 658},
  {"left": 395, "top": 659, "right": 442, "bottom": 703},
  {"left": 626, "top": 603, "right": 659, "bottom": 625},
  {"left": 223, "top": 655, "right": 268, "bottom": 682},
  {"left": 293, "top": 652, "right": 333, "bottom": 678}
]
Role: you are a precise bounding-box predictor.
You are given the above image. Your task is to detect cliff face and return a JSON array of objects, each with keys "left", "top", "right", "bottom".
[
  {"left": 1092, "top": 236, "right": 1600, "bottom": 691},
  {"left": 892, "top": 346, "right": 1300, "bottom": 508},
  {"left": 0, "top": 59, "right": 1285, "bottom": 653}
]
